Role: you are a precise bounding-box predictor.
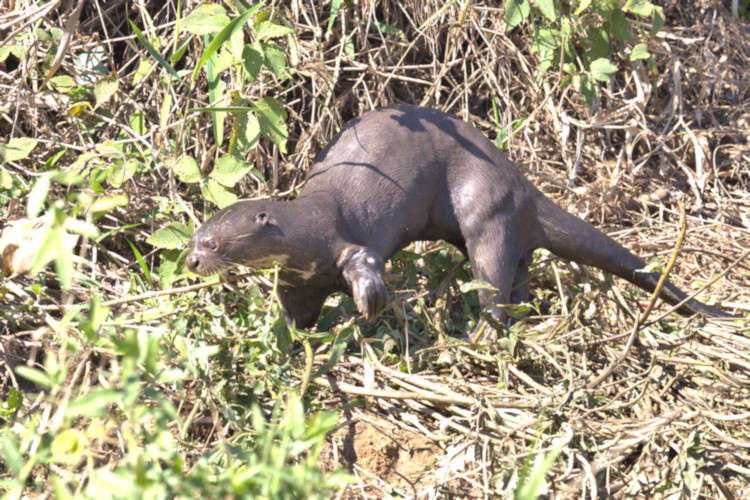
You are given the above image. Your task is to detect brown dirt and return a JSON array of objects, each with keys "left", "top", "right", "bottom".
[{"left": 319, "top": 410, "right": 440, "bottom": 497}]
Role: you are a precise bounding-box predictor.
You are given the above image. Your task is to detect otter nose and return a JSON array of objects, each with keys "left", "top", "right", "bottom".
[{"left": 186, "top": 253, "right": 199, "bottom": 272}]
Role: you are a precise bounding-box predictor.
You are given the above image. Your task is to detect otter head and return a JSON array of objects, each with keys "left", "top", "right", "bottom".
[{"left": 186, "top": 201, "right": 286, "bottom": 276}]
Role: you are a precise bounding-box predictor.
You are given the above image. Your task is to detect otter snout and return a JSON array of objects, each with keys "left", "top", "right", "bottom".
[
  {"left": 185, "top": 245, "right": 212, "bottom": 275},
  {"left": 185, "top": 251, "right": 201, "bottom": 273},
  {"left": 185, "top": 232, "right": 224, "bottom": 276}
]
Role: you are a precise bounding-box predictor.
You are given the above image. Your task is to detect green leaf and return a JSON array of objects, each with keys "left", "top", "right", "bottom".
[
  {"left": 573, "top": 73, "right": 596, "bottom": 106},
  {"left": 260, "top": 42, "right": 287, "bottom": 78},
  {"left": 274, "top": 316, "right": 293, "bottom": 354},
  {"left": 459, "top": 279, "right": 497, "bottom": 293},
  {"left": 327, "top": 0, "right": 345, "bottom": 33},
  {"left": 160, "top": 91, "right": 172, "bottom": 130},
  {"left": 3, "top": 387, "right": 22, "bottom": 414},
  {"left": 209, "top": 156, "right": 252, "bottom": 188},
  {"left": 50, "top": 429, "right": 85, "bottom": 460},
  {"left": 505, "top": 0, "right": 530, "bottom": 30},
  {"left": 93, "top": 76, "right": 118, "bottom": 108},
  {"left": 157, "top": 248, "right": 186, "bottom": 289},
  {"left": 27, "top": 173, "right": 51, "bottom": 218},
  {"left": 1, "top": 435, "right": 23, "bottom": 475},
  {"left": 255, "top": 97, "right": 288, "bottom": 153},
  {"left": 213, "top": 45, "right": 235, "bottom": 74},
  {"left": 1, "top": 137, "right": 38, "bottom": 164},
  {"left": 64, "top": 218, "right": 99, "bottom": 239},
  {"left": 67, "top": 101, "right": 92, "bottom": 117},
  {"left": 590, "top": 0, "right": 615, "bottom": 21},
  {"left": 367, "top": 21, "right": 405, "bottom": 39},
  {"left": 495, "top": 302, "right": 533, "bottom": 318},
  {"left": 90, "top": 194, "right": 128, "bottom": 215},
  {"left": 202, "top": 179, "right": 237, "bottom": 208},
  {"left": 242, "top": 44, "right": 263, "bottom": 81},
  {"left": 561, "top": 15, "right": 573, "bottom": 40},
  {"left": 630, "top": 43, "right": 650, "bottom": 60},
  {"left": 532, "top": 28, "right": 560, "bottom": 52},
  {"left": 651, "top": 6, "right": 665, "bottom": 37},
  {"left": 129, "top": 111, "right": 146, "bottom": 136},
  {"left": 229, "top": 110, "right": 261, "bottom": 158},
  {"left": 255, "top": 21, "right": 295, "bottom": 40},
  {"left": 0, "top": 45, "right": 26, "bottom": 64},
  {"left": 610, "top": 9, "right": 634, "bottom": 42},
  {"left": 574, "top": 0, "right": 592, "bottom": 16},
  {"left": 170, "top": 34, "right": 193, "bottom": 63},
  {"left": 48, "top": 75, "right": 76, "bottom": 92},
  {"left": 95, "top": 140, "right": 125, "bottom": 155},
  {"left": 132, "top": 59, "right": 153, "bottom": 86},
  {"left": 45, "top": 149, "right": 67, "bottom": 170},
  {"left": 15, "top": 365, "right": 53, "bottom": 389},
  {"left": 515, "top": 436, "right": 564, "bottom": 498},
  {"left": 312, "top": 324, "right": 354, "bottom": 378},
  {"left": 192, "top": 4, "right": 262, "bottom": 81},
  {"left": 52, "top": 475, "right": 75, "bottom": 500},
  {"left": 623, "top": 0, "right": 653, "bottom": 17},
  {"left": 494, "top": 118, "right": 523, "bottom": 151},
  {"left": 173, "top": 155, "right": 202, "bottom": 183},
  {"left": 50, "top": 170, "right": 84, "bottom": 186},
  {"left": 65, "top": 388, "right": 121, "bottom": 418},
  {"left": 181, "top": 3, "right": 230, "bottom": 35},
  {"left": 582, "top": 26, "right": 612, "bottom": 63},
  {"left": 54, "top": 231, "right": 75, "bottom": 290},
  {"left": 129, "top": 20, "right": 186, "bottom": 87},
  {"left": 0, "top": 167, "right": 12, "bottom": 189},
  {"left": 80, "top": 293, "right": 109, "bottom": 342},
  {"left": 590, "top": 57, "right": 618, "bottom": 82},
  {"left": 306, "top": 410, "right": 339, "bottom": 442},
  {"left": 204, "top": 34, "right": 224, "bottom": 147},
  {"left": 126, "top": 236, "right": 154, "bottom": 289},
  {"left": 147, "top": 222, "right": 191, "bottom": 250},
  {"left": 532, "top": 0, "right": 556, "bottom": 21},
  {"left": 107, "top": 159, "right": 139, "bottom": 188}
]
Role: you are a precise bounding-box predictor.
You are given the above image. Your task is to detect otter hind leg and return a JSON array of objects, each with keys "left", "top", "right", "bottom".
[
  {"left": 464, "top": 228, "right": 522, "bottom": 327},
  {"left": 510, "top": 251, "right": 533, "bottom": 305},
  {"left": 462, "top": 216, "right": 536, "bottom": 341}
]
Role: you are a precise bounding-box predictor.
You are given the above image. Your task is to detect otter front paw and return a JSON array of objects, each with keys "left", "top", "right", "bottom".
[
  {"left": 340, "top": 247, "right": 389, "bottom": 321},
  {"left": 350, "top": 268, "right": 389, "bottom": 321}
]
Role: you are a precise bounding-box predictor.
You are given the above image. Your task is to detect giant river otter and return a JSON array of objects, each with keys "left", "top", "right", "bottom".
[{"left": 186, "top": 105, "right": 729, "bottom": 330}]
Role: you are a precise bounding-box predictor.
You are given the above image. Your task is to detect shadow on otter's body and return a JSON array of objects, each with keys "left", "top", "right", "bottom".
[{"left": 186, "top": 105, "right": 729, "bottom": 330}]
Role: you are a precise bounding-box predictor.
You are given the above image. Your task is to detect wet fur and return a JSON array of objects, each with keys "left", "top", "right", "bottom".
[{"left": 187, "top": 105, "right": 729, "bottom": 328}]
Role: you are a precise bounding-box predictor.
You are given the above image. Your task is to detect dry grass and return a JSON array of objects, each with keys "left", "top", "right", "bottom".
[{"left": 1, "top": 0, "right": 749, "bottom": 497}]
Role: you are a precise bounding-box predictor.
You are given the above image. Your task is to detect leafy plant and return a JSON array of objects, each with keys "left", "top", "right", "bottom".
[
  {"left": 0, "top": 315, "right": 350, "bottom": 499},
  {"left": 178, "top": 3, "right": 293, "bottom": 158},
  {"left": 505, "top": 0, "right": 665, "bottom": 106}
]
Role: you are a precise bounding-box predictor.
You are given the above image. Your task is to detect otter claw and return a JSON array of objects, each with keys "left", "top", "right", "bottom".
[{"left": 352, "top": 273, "right": 389, "bottom": 320}]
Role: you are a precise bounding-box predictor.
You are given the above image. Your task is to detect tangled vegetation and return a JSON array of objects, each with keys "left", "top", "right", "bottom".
[{"left": 1, "top": 0, "right": 749, "bottom": 497}]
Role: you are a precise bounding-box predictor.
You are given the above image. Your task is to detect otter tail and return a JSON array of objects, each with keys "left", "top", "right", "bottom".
[{"left": 535, "top": 196, "right": 726, "bottom": 317}]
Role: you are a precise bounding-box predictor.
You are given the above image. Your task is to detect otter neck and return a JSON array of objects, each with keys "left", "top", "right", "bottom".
[{"left": 271, "top": 196, "right": 348, "bottom": 282}]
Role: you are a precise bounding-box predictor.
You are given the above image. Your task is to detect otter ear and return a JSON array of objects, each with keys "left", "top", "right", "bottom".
[{"left": 255, "top": 212, "right": 269, "bottom": 226}]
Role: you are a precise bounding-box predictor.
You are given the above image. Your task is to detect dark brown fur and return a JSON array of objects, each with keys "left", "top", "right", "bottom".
[{"left": 186, "top": 105, "right": 729, "bottom": 329}]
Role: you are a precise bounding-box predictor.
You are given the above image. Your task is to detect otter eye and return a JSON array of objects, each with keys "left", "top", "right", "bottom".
[{"left": 206, "top": 239, "right": 219, "bottom": 252}]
